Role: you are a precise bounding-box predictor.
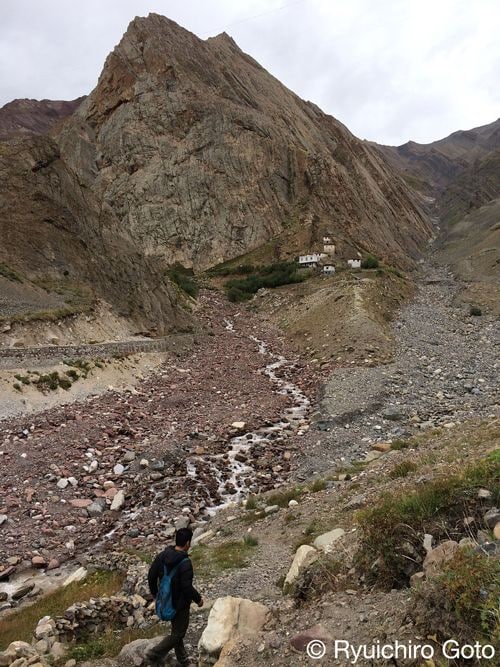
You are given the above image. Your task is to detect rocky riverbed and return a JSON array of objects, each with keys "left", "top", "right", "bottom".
[
  {"left": 0, "top": 291, "right": 317, "bottom": 598},
  {"left": 295, "top": 257, "right": 499, "bottom": 478}
]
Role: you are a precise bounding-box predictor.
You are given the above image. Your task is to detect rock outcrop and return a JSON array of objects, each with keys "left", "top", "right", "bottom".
[{"left": 0, "top": 13, "right": 432, "bottom": 333}]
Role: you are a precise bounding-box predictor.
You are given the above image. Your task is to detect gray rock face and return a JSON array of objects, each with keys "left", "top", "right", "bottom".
[{"left": 0, "top": 14, "right": 430, "bottom": 335}]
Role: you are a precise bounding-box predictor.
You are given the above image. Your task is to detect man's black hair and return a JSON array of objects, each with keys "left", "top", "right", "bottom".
[{"left": 175, "top": 527, "right": 193, "bottom": 547}]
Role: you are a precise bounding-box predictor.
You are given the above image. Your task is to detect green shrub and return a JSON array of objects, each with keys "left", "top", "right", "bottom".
[
  {"left": 0, "top": 262, "right": 23, "bottom": 282},
  {"left": 470, "top": 305, "right": 482, "bottom": 316},
  {"left": 166, "top": 264, "right": 198, "bottom": 298},
  {"left": 361, "top": 254, "right": 379, "bottom": 269},
  {"left": 13, "top": 382, "right": 22, "bottom": 392},
  {"left": 413, "top": 549, "right": 500, "bottom": 648},
  {"left": 292, "top": 556, "right": 343, "bottom": 602},
  {"left": 224, "top": 262, "right": 304, "bottom": 301},
  {"left": 355, "top": 452, "right": 500, "bottom": 589},
  {"left": 389, "top": 461, "right": 418, "bottom": 479}
]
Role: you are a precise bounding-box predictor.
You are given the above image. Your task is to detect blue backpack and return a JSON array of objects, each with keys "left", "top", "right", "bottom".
[{"left": 155, "top": 559, "right": 184, "bottom": 621}]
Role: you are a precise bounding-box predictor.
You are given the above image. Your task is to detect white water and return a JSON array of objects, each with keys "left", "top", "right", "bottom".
[{"left": 186, "top": 329, "right": 310, "bottom": 513}]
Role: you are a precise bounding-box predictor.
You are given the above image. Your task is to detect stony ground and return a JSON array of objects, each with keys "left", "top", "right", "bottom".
[
  {"left": 0, "top": 291, "right": 316, "bottom": 566},
  {"left": 0, "top": 255, "right": 498, "bottom": 666},
  {"left": 294, "top": 257, "right": 499, "bottom": 478}
]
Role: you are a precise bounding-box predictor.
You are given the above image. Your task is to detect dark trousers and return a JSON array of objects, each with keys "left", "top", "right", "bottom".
[{"left": 148, "top": 607, "right": 190, "bottom": 665}]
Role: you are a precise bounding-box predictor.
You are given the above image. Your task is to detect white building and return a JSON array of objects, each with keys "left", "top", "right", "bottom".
[
  {"left": 323, "top": 265, "right": 336, "bottom": 274},
  {"left": 322, "top": 236, "right": 336, "bottom": 255},
  {"left": 298, "top": 253, "right": 322, "bottom": 267},
  {"left": 347, "top": 259, "right": 361, "bottom": 269}
]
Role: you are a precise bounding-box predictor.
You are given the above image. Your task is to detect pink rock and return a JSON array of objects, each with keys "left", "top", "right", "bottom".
[
  {"left": 69, "top": 499, "right": 92, "bottom": 508},
  {"left": 32, "top": 556, "right": 47, "bottom": 568},
  {"left": 104, "top": 487, "right": 118, "bottom": 499},
  {"left": 47, "top": 558, "right": 60, "bottom": 570}
]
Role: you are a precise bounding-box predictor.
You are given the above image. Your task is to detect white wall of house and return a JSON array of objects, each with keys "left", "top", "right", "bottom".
[
  {"left": 299, "top": 253, "right": 321, "bottom": 264},
  {"left": 323, "top": 244, "right": 336, "bottom": 254},
  {"left": 323, "top": 265, "right": 336, "bottom": 274},
  {"left": 348, "top": 259, "right": 361, "bottom": 268}
]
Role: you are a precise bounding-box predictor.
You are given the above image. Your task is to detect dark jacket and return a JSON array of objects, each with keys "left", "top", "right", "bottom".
[{"left": 148, "top": 546, "right": 201, "bottom": 611}]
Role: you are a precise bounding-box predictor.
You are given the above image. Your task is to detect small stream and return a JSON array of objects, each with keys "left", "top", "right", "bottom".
[{"left": 186, "top": 331, "right": 310, "bottom": 513}]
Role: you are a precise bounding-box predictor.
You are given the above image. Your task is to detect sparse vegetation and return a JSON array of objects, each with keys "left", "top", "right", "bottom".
[
  {"left": 13, "top": 382, "right": 22, "bottom": 392},
  {"left": 225, "top": 262, "right": 305, "bottom": 302},
  {"left": 190, "top": 537, "right": 258, "bottom": 575},
  {"left": 0, "top": 570, "right": 124, "bottom": 651},
  {"left": 67, "top": 625, "right": 164, "bottom": 662},
  {"left": 166, "top": 263, "right": 198, "bottom": 298},
  {"left": 388, "top": 460, "right": 418, "bottom": 479},
  {"left": 390, "top": 439, "right": 413, "bottom": 450},
  {"left": 34, "top": 371, "right": 72, "bottom": 392},
  {"left": 355, "top": 451, "right": 500, "bottom": 589},
  {"left": 0, "top": 262, "right": 23, "bottom": 282},
  {"left": 293, "top": 556, "right": 343, "bottom": 603},
  {"left": 207, "top": 264, "right": 256, "bottom": 277},
  {"left": 413, "top": 548, "right": 500, "bottom": 648},
  {"left": 361, "top": 254, "right": 380, "bottom": 269},
  {"left": 265, "top": 485, "right": 304, "bottom": 507},
  {"left": 470, "top": 304, "right": 482, "bottom": 316}
]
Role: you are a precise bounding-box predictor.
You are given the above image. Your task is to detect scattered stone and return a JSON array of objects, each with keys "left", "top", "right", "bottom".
[
  {"left": 494, "top": 523, "right": 500, "bottom": 540},
  {"left": 410, "top": 571, "right": 425, "bottom": 587},
  {"left": 114, "top": 463, "right": 125, "bottom": 476},
  {"left": 0, "top": 565, "right": 16, "bottom": 581},
  {"left": 382, "top": 406, "right": 405, "bottom": 421},
  {"left": 478, "top": 488, "right": 492, "bottom": 499},
  {"left": 56, "top": 478, "right": 69, "bottom": 490},
  {"left": 32, "top": 556, "right": 47, "bottom": 568},
  {"left": 288, "top": 499, "right": 299, "bottom": 507},
  {"left": 0, "top": 514, "right": 7, "bottom": 526},
  {"left": 47, "top": 559, "right": 60, "bottom": 571},
  {"left": 231, "top": 422, "right": 246, "bottom": 430},
  {"left": 123, "top": 451, "right": 136, "bottom": 463},
  {"left": 191, "top": 530, "right": 214, "bottom": 547},
  {"left": 87, "top": 498, "right": 106, "bottom": 517},
  {"left": 264, "top": 505, "right": 279, "bottom": 515},
  {"left": 117, "top": 638, "right": 163, "bottom": 667}
]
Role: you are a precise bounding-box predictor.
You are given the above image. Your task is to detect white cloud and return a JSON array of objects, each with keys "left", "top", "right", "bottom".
[{"left": 0, "top": 0, "right": 498, "bottom": 144}]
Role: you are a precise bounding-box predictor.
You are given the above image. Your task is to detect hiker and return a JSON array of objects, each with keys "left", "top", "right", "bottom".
[{"left": 147, "top": 528, "right": 203, "bottom": 667}]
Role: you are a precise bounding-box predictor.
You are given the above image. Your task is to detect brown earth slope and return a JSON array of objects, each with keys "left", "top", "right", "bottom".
[
  {"left": 0, "top": 97, "right": 85, "bottom": 140},
  {"left": 0, "top": 13, "right": 431, "bottom": 335}
]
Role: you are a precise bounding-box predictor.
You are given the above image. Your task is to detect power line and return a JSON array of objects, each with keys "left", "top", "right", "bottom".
[{"left": 202, "top": 0, "right": 307, "bottom": 37}]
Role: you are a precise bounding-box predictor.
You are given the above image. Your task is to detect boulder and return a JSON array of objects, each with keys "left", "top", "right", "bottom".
[
  {"left": 231, "top": 422, "right": 246, "bottom": 430},
  {"left": 198, "top": 597, "right": 269, "bottom": 658},
  {"left": 11, "top": 583, "right": 35, "bottom": 600},
  {"left": 313, "top": 528, "right": 345, "bottom": 553},
  {"left": 423, "top": 540, "right": 459, "bottom": 578},
  {"left": 34, "top": 617, "right": 56, "bottom": 640},
  {"left": 32, "top": 556, "right": 47, "bottom": 568},
  {"left": 87, "top": 498, "right": 106, "bottom": 517},
  {"left": 117, "top": 638, "right": 163, "bottom": 667},
  {"left": 283, "top": 545, "right": 318, "bottom": 590},
  {"left": 0, "top": 514, "right": 7, "bottom": 526},
  {"left": 494, "top": 523, "right": 500, "bottom": 540},
  {"left": 382, "top": 406, "right": 405, "bottom": 421},
  {"left": 63, "top": 567, "right": 87, "bottom": 587}
]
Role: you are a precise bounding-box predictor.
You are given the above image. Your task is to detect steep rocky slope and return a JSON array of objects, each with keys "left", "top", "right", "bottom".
[
  {"left": 375, "top": 118, "right": 500, "bottom": 223},
  {"left": 0, "top": 98, "right": 85, "bottom": 140},
  {"left": 0, "top": 13, "right": 431, "bottom": 336}
]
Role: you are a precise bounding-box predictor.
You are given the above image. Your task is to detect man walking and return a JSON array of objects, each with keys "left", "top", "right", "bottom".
[{"left": 147, "top": 528, "right": 203, "bottom": 667}]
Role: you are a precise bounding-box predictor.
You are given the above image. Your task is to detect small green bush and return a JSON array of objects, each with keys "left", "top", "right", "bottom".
[
  {"left": 389, "top": 461, "right": 418, "bottom": 479},
  {"left": 355, "top": 452, "right": 500, "bottom": 589},
  {"left": 166, "top": 264, "right": 198, "bottom": 298},
  {"left": 0, "top": 262, "right": 23, "bottom": 282},
  {"left": 361, "top": 254, "right": 379, "bottom": 269},
  {"left": 293, "top": 556, "right": 343, "bottom": 602},
  {"left": 225, "top": 262, "right": 304, "bottom": 301},
  {"left": 413, "top": 549, "right": 500, "bottom": 647},
  {"left": 470, "top": 305, "right": 482, "bottom": 316}
]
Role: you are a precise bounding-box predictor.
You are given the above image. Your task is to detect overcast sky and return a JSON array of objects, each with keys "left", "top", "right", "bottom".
[{"left": 0, "top": 0, "right": 498, "bottom": 145}]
